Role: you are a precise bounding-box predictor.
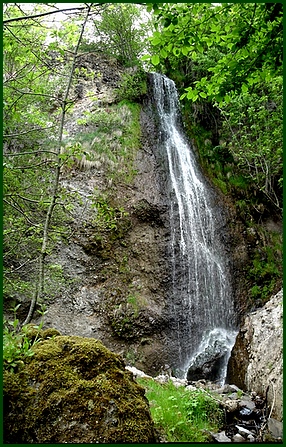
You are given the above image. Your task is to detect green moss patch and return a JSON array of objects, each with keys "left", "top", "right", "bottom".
[{"left": 4, "top": 334, "right": 157, "bottom": 443}]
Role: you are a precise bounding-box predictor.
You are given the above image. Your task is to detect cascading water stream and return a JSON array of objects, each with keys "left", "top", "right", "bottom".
[{"left": 149, "top": 73, "right": 237, "bottom": 383}]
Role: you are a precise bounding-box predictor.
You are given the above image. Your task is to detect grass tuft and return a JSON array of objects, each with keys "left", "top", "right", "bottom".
[{"left": 138, "top": 377, "right": 224, "bottom": 442}]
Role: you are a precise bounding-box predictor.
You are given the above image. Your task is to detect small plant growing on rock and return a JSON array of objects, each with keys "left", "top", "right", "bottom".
[
  {"left": 3, "top": 304, "right": 45, "bottom": 372},
  {"left": 91, "top": 195, "right": 129, "bottom": 235},
  {"left": 236, "top": 389, "right": 244, "bottom": 398},
  {"left": 116, "top": 69, "right": 147, "bottom": 102}
]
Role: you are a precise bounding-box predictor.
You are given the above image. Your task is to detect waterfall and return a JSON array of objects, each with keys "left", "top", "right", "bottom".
[{"left": 148, "top": 73, "right": 237, "bottom": 383}]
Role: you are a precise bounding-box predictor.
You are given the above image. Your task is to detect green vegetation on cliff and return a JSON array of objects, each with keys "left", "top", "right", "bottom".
[
  {"left": 145, "top": 2, "right": 282, "bottom": 212},
  {"left": 3, "top": 3, "right": 149, "bottom": 324},
  {"left": 144, "top": 2, "right": 283, "bottom": 308}
]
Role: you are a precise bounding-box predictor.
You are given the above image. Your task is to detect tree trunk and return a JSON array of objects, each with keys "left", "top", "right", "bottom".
[{"left": 22, "top": 4, "right": 91, "bottom": 326}]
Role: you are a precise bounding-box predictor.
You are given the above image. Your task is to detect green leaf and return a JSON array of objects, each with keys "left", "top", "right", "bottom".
[
  {"left": 151, "top": 55, "right": 160, "bottom": 66},
  {"left": 247, "top": 77, "right": 255, "bottom": 86},
  {"left": 172, "top": 47, "right": 180, "bottom": 57},
  {"left": 182, "top": 46, "right": 190, "bottom": 56},
  {"left": 199, "top": 91, "right": 207, "bottom": 98},
  {"left": 151, "top": 36, "right": 161, "bottom": 46},
  {"left": 153, "top": 4, "right": 160, "bottom": 13},
  {"left": 160, "top": 48, "right": 168, "bottom": 58},
  {"left": 210, "top": 23, "right": 219, "bottom": 32},
  {"left": 241, "top": 84, "right": 248, "bottom": 93},
  {"left": 186, "top": 89, "right": 198, "bottom": 101},
  {"left": 141, "top": 54, "right": 150, "bottom": 61}
]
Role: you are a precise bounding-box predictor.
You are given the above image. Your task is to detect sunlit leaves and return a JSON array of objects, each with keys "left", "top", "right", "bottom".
[
  {"left": 151, "top": 54, "right": 160, "bottom": 66},
  {"left": 160, "top": 48, "right": 168, "bottom": 58},
  {"left": 145, "top": 2, "right": 282, "bottom": 211},
  {"left": 219, "top": 78, "right": 282, "bottom": 208},
  {"left": 241, "top": 84, "right": 248, "bottom": 94},
  {"left": 3, "top": 3, "right": 92, "bottom": 311},
  {"left": 186, "top": 89, "right": 198, "bottom": 101},
  {"left": 151, "top": 36, "right": 162, "bottom": 46},
  {"left": 181, "top": 46, "right": 189, "bottom": 57},
  {"left": 146, "top": 2, "right": 282, "bottom": 104}
]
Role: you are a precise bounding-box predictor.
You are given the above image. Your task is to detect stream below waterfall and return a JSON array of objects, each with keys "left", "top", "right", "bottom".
[{"left": 148, "top": 73, "right": 238, "bottom": 383}]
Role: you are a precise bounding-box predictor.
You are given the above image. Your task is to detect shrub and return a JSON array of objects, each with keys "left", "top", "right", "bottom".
[
  {"left": 3, "top": 304, "right": 48, "bottom": 371},
  {"left": 116, "top": 69, "right": 147, "bottom": 102}
]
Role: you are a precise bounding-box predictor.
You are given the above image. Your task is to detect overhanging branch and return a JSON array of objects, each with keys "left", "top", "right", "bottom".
[
  {"left": 3, "top": 4, "right": 106, "bottom": 24},
  {"left": 3, "top": 6, "right": 87, "bottom": 24}
]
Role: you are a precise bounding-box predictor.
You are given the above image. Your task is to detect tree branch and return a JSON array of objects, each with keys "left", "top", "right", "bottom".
[
  {"left": 8, "top": 161, "right": 56, "bottom": 170},
  {"left": 4, "top": 85, "right": 60, "bottom": 100},
  {"left": 4, "top": 26, "right": 66, "bottom": 74},
  {"left": 3, "top": 6, "right": 87, "bottom": 24},
  {"left": 4, "top": 128, "right": 56, "bottom": 139},
  {"left": 3, "top": 198, "right": 40, "bottom": 227},
  {"left": 8, "top": 256, "right": 39, "bottom": 273},
  {"left": 5, "top": 194, "right": 49, "bottom": 204}
]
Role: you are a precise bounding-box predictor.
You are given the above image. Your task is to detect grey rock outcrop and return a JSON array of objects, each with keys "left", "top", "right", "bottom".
[{"left": 227, "top": 289, "right": 283, "bottom": 421}]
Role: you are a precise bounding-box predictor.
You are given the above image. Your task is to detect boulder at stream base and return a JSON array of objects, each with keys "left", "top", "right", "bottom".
[
  {"left": 227, "top": 289, "right": 283, "bottom": 421},
  {"left": 3, "top": 333, "right": 157, "bottom": 443}
]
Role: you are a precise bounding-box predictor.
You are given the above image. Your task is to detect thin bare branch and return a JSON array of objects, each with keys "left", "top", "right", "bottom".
[
  {"left": 4, "top": 150, "right": 57, "bottom": 156},
  {"left": 4, "top": 85, "right": 59, "bottom": 100},
  {"left": 9, "top": 161, "right": 56, "bottom": 170},
  {"left": 3, "top": 6, "right": 87, "bottom": 24},
  {"left": 3, "top": 198, "right": 41, "bottom": 227},
  {"left": 5, "top": 194, "right": 49, "bottom": 204},
  {"left": 8, "top": 257, "right": 39, "bottom": 273},
  {"left": 4, "top": 128, "right": 56, "bottom": 139}
]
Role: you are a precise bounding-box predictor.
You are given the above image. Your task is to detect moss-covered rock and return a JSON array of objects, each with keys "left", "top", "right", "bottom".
[{"left": 3, "top": 334, "right": 157, "bottom": 443}]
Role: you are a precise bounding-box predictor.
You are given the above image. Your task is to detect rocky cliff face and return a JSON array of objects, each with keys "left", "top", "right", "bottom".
[
  {"left": 7, "top": 52, "right": 281, "bottom": 390},
  {"left": 227, "top": 289, "right": 283, "bottom": 421},
  {"left": 20, "top": 54, "right": 174, "bottom": 376}
]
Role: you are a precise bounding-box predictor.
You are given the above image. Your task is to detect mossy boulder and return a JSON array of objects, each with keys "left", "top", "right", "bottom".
[{"left": 3, "top": 334, "right": 157, "bottom": 443}]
